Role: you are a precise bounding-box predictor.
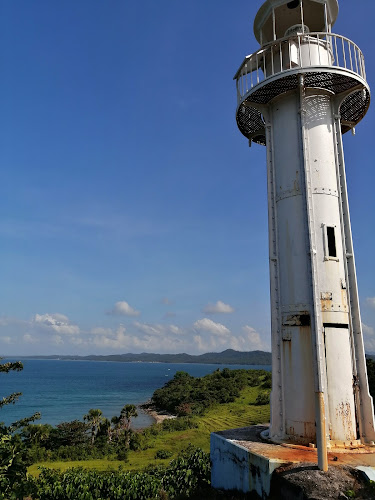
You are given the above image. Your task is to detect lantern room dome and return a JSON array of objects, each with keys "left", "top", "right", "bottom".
[{"left": 254, "top": 0, "right": 339, "bottom": 45}]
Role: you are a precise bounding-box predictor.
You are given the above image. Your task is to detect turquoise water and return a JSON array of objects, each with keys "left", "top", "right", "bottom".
[{"left": 0, "top": 359, "right": 271, "bottom": 428}]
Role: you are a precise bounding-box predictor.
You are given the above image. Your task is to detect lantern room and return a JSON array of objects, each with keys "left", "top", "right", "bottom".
[{"left": 254, "top": 0, "right": 339, "bottom": 46}]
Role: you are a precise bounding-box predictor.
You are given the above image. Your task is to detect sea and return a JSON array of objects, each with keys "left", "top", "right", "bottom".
[{"left": 0, "top": 359, "right": 271, "bottom": 429}]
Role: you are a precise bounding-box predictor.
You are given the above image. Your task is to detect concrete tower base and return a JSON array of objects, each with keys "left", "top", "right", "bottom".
[{"left": 211, "top": 426, "right": 375, "bottom": 498}]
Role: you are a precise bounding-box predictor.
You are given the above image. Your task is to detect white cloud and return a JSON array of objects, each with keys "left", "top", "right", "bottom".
[
  {"left": 91, "top": 325, "right": 186, "bottom": 352},
  {"left": 133, "top": 321, "right": 184, "bottom": 337},
  {"left": 366, "top": 297, "right": 375, "bottom": 309},
  {"left": 0, "top": 317, "right": 28, "bottom": 327},
  {"left": 193, "top": 335, "right": 219, "bottom": 352},
  {"left": 23, "top": 333, "right": 39, "bottom": 344},
  {"left": 231, "top": 326, "right": 265, "bottom": 351},
  {"left": 33, "top": 313, "right": 80, "bottom": 335},
  {"left": 202, "top": 301, "right": 235, "bottom": 314},
  {"left": 70, "top": 336, "right": 84, "bottom": 345},
  {"left": 0, "top": 336, "right": 13, "bottom": 344},
  {"left": 90, "top": 327, "right": 114, "bottom": 336},
  {"left": 107, "top": 301, "right": 140, "bottom": 317},
  {"left": 193, "top": 325, "right": 269, "bottom": 353},
  {"left": 52, "top": 335, "right": 63, "bottom": 345},
  {"left": 193, "top": 318, "right": 231, "bottom": 337}
]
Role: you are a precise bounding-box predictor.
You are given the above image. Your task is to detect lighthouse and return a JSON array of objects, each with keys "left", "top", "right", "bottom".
[{"left": 234, "top": 0, "right": 375, "bottom": 470}]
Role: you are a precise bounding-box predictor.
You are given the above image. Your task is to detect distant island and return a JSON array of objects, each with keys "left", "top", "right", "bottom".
[{"left": 19, "top": 349, "right": 272, "bottom": 365}]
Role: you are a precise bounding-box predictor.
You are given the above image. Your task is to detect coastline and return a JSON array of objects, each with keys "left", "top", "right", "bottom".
[{"left": 140, "top": 402, "right": 176, "bottom": 425}]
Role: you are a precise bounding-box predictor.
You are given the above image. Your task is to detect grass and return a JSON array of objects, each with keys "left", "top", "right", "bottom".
[{"left": 28, "top": 385, "right": 270, "bottom": 477}]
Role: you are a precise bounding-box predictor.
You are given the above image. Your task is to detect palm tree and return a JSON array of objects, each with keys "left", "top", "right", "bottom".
[
  {"left": 119, "top": 404, "right": 138, "bottom": 448},
  {"left": 119, "top": 404, "right": 138, "bottom": 431},
  {"left": 109, "top": 415, "right": 121, "bottom": 442},
  {"left": 83, "top": 408, "right": 104, "bottom": 445}
]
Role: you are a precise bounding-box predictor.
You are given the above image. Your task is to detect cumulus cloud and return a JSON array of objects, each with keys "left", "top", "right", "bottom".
[
  {"left": 192, "top": 325, "right": 269, "bottom": 353},
  {"left": 91, "top": 325, "right": 186, "bottom": 352},
  {"left": 133, "top": 321, "right": 184, "bottom": 337},
  {"left": 230, "top": 326, "right": 266, "bottom": 351},
  {"left": 23, "top": 333, "right": 39, "bottom": 344},
  {"left": 33, "top": 313, "right": 80, "bottom": 335},
  {"left": 107, "top": 301, "right": 140, "bottom": 317},
  {"left": 366, "top": 297, "right": 375, "bottom": 309},
  {"left": 193, "top": 333, "right": 233, "bottom": 351},
  {"left": 193, "top": 318, "right": 231, "bottom": 337},
  {"left": 202, "top": 301, "right": 234, "bottom": 314},
  {"left": 91, "top": 327, "right": 113, "bottom": 336},
  {"left": 52, "top": 335, "right": 63, "bottom": 345},
  {"left": 70, "top": 336, "right": 84, "bottom": 346},
  {"left": 0, "top": 317, "right": 28, "bottom": 327},
  {"left": 0, "top": 336, "right": 13, "bottom": 344}
]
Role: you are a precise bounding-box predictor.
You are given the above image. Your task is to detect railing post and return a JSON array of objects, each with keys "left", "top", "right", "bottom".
[
  {"left": 317, "top": 33, "right": 321, "bottom": 66},
  {"left": 279, "top": 41, "right": 283, "bottom": 72},
  {"left": 334, "top": 36, "right": 339, "bottom": 67},
  {"left": 264, "top": 49, "right": 267, "bottom": 78},
  {"left": 353, "top": 46, "right": 359, "bottom": 75},
  {"left": 342, "top": 37, "right": 347, "bottom": 68},
  {"left": 348, "top": 41, "right": 353, "bottom": 72}
]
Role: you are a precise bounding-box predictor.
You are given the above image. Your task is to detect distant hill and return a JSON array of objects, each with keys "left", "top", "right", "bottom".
[{"left": 21, "top": 349, "right": 272, "bottom": 365}]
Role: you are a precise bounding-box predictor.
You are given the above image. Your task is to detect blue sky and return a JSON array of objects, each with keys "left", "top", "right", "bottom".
[{"left": 0, "top": 0, "right": 374, "bottom": 356}]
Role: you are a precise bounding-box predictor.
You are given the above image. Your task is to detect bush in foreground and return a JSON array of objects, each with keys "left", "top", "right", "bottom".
[{"left": 32, "top": 446, "right": 210, "bottom": 500}]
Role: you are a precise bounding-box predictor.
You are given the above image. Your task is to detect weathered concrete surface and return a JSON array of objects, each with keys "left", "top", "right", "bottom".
[
  {"left": 211, "top": 425, "right": 375, "bottom": 498},
  {"left": 211, "top": 427, "right": 284, "bottom": 498},
  {"left": 269, "top": 463, "right": 373, "bottom": 499}
]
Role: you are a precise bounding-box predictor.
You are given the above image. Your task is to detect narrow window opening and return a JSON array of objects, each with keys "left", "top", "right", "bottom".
[
  {"left": 327, "top": 226, "right": 337, "bottom": 258},
  {"left": 287, "top": 0, "right": 300, "bottom": 9}
]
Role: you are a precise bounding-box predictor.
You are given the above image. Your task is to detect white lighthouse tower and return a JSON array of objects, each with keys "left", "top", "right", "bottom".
[{"left": 234, "top": 0, "right": 375, "bottom": 470}]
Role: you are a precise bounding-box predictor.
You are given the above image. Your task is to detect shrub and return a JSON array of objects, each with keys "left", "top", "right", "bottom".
[
  {"left": 115, "top": 445, "right": 129, "bottom": 461},
  {"left": 254, "top": 391, "right": 270, "bottom": 406},
  {"left": 155, "top": 449, "right": 173, "bottom": 459},
  {"left": 161, "top": 417, "right": 198, "bottom": 433}
]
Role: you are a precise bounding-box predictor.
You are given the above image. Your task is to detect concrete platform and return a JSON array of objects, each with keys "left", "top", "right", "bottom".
[{"left": 210, "top": 425, "right": 375, "bottom": 498}]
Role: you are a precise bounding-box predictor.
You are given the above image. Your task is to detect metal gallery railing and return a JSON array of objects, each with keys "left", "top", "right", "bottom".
[{"left": 235, "top": 32, "right": 367, "bottom": 103}]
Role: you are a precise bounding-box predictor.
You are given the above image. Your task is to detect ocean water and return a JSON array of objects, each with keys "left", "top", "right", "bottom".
[{"left": 0, "top": 359, "right": 271, "bottom": 429}]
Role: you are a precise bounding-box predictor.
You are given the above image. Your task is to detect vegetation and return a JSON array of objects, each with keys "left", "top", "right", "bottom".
[
  {"left": 5, "top": 359, "right": 375, "bottom": 498},
  {"left": 27, "top": 370, "right": 270, "bottom": 482},
  {"left": 0, "top": 359, "right": 41, "bottom": 499},
  {"left": 30, "top": 446, "right": 210, "bottom": 500},
  {"left": 152, "top": 368, "right": 271, "bottom": 415},
  {"left": 0, "top": 365, "right": 271, "bottom": 498},
  {"left": 84, "top": 409, "right": 105, "bottom": 445}
]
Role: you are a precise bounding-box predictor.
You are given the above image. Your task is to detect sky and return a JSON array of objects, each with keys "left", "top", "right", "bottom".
[{"left": 0, "top": 0, "right": 374, "bottom": 356}]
